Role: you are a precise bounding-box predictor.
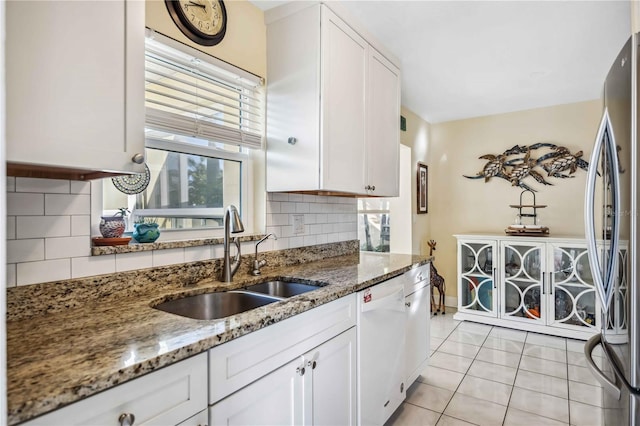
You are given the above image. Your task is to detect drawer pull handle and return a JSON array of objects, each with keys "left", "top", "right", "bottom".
[
  {"left": 118, "top": 413, "right": 135, "bottom": 426},
  {"left": 131, "top": 153, "right": 144, "bottom": 164}
]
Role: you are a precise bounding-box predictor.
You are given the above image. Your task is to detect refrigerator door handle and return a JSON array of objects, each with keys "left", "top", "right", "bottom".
[
  {"left": 601, "top": 337, "right": 640, "bottom": 396},
  {"left": 584, "top": 334, "right": 621, "bottom": 400},
  {"left": 584, "top": 109, "right": 620, "bottom": 312}
]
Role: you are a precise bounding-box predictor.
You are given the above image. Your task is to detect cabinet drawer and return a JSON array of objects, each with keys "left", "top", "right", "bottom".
[
  {"left": 209, "top": 294, "right": 356, "bottom": 404},
  {"left": 404, "top": 263, "right": 430, "bottom": 295},
  {"left": 23, "top": 353, "right": 207, "bottom": 426}
]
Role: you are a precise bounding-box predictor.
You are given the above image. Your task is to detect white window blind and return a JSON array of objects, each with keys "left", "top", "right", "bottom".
[{"left": 144, "top": 30, "right": 264, "bottom": 149}]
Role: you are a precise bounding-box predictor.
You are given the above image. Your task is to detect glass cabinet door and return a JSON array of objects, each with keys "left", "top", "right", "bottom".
[
  {"left": 606, "top": 244, "right": 628, "bottom": 335},
  {"left": 500, "top": 242, "right": 545, "bottom": 324},
  {"left": 458, "top": 240, "right": 497, "bottom": 317},
  {"left": 548, "top": 244, "right": 597, "bottom": 330}
]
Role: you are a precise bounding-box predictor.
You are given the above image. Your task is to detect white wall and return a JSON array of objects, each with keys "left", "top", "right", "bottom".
[
  {"left": 400, "top": 107, "right": 431, "bottom": 255},
  {"left": 6, "top": 177, "right": 357, "bottom": 287},
  {"left": 429, "top": 100, "right": 602, "bottom": 299}
]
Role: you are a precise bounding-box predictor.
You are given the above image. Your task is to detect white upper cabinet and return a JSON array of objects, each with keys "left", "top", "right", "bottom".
[
  {"left": 265, "top": 3, "right": 400, "bottom": 197},
  {"left": 6, "top": 0, "right": 145, "bottom": 179},
  {"left": 367, "top": 49, "right": 401, "bottom": 197},
  {"left": 320, "top": 8, "right": 368, "bottom": 194}
]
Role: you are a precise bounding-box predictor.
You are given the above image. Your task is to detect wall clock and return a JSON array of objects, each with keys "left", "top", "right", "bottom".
[{"left": 165, "top": 0, "right": 227, "bottom": 46}]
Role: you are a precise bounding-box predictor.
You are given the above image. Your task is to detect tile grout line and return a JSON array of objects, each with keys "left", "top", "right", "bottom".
[
  {"left": 501, "top": 330, "right": 527, "bottom": 426},
  {"left": 437, "top": 320, "right": 498, "bottom": 425}
]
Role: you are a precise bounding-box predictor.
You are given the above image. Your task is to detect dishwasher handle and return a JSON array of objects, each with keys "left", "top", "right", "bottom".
[{"left": 360, "top": 287, "right": 404, "bottom": 313}]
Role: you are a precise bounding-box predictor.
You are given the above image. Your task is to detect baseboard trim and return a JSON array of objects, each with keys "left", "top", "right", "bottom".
[{"left": 445, "top": 296, "right": 457, "bottom": 308}]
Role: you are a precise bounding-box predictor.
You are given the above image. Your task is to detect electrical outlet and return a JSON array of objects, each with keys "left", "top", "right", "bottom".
[{"left": 293, "top": 214, "right": 305, "bottom": 234}]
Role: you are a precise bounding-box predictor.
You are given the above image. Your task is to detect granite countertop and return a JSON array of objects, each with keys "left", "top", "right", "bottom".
[{"left": 7, "top": 248, "right": 430, "bottom": 425}]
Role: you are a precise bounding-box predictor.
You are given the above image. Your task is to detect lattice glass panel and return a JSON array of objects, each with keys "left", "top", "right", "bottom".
[
  {"left": 503, "top": 244, "right": 543, "bottom": 322},
  {"left": 460, "top": 242, "right": 494, "bottom": 314},
  {"left": 551, "top": 246, "right": 597, "bottom": 329}
]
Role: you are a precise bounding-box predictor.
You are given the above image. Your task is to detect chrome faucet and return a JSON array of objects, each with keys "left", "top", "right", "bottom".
[
  {"left": 252, "top": 233, "right": 277, "bottom": 276},
  {"left": 220, "top": 205, "right": 245, "bottom": 282}
]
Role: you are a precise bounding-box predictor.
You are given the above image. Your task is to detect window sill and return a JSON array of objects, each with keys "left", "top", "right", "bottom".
[{"left": 91, "top": 234, "right": 264, "bottom": 256}]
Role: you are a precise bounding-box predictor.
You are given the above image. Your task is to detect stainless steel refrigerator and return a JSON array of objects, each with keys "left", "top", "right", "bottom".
[{"left": 584, "top": 33, "right": 639, "bottom": 425}]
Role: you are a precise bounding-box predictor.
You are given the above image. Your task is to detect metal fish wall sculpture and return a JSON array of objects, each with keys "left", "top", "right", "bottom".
[{"left": 464, "top": 143, "right": 590, "bottom": 191}]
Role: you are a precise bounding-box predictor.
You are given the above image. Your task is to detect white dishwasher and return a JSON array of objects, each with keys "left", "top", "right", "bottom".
[{"left": 357, "top": 275, "right": 406, "bottom": 426}]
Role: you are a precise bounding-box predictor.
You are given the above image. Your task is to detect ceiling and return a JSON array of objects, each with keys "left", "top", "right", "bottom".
[{"left": 250, "top": 1, "right": 631, "bottom": 123}]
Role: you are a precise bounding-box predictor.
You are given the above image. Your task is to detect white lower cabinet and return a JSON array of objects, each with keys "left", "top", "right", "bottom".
[
  {"left": 23, "top": 353, "right": 207, "bottom": 426},
  {"left": 209, "top": 356, "right": 304, "bottom": 425},
  {"left": 306, "top": 328, "right": 357, "bottom": 425},
  {"left": 209, "top": 328, "right": 356, "bottom": 426},
  {"left": 208, "top": 294, "right": 357, "bottom": 425},
  {"left": 177, "top": 410, "right": 209, "bottom": 426}
]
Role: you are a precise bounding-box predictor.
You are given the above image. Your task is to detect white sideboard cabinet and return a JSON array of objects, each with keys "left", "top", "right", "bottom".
[
  {"left": 6, "top": 0, "right": 145, "bottom": 179},
  {"left": 265, "top": 2, "right": 400, "bottom": 196},
  {"left": 454, "top": 234, "right": 628, "bottom": 340}
]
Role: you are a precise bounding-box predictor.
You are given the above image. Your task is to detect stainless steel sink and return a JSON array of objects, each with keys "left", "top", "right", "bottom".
[
  {"left": 154, "top": 291, "right": 282, "bottom": 320},
  {"left": 244, "top": 281, "right": 320, "bottom": 298}
]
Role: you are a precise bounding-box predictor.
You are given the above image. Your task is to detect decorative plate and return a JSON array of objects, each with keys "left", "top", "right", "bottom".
[{"left": 112, "top": 164, "right": 151, "bottom": 195}]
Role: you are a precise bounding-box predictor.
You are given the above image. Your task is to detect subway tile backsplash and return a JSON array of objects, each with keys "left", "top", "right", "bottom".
[{"left": 6, "top": 177, "right": 358, "bottom": 287}]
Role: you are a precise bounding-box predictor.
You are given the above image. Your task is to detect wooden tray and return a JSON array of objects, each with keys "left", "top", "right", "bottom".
[
  {"left": 92, "top": 237, "right": 132, "bottom": 246},
  {"left": 505, "top": 226, "right": 549, "bottom": 237}
]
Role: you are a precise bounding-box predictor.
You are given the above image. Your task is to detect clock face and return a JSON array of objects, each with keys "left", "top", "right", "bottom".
[{"left": 166, "top": 0, "right": 227, "bottom": 46}]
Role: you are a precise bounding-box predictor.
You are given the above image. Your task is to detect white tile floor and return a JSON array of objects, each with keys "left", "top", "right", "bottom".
[{"left": 386, "top": 309, "right": 606, "bottom": 426}]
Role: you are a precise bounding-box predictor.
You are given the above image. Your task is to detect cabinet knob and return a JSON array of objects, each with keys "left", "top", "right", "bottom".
[
  {"left": 371, "top": 185, "right": 375, "bottom": 191},
  {"left": 405, "top": 302, "right": 411, "bottom": 308},
  {"left": 296, "top": 366, "right": 306, "bottom": 376},
  {"left": 131, "top": 153, "right": 145, "bottom": 164},
  {"left": 307, "top": 360, "right": 317, "bottom": 369},
  {"left": 118, "top": 413, "right": 135, "bottom": 426},
  {"left": 287, "top": 137, "right": 297, "bottom": 145}
]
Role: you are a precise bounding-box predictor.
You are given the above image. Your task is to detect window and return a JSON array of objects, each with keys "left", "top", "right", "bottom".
[
  {"left": 103, "top": 30, "right": 264, "bottom": 234},
  {"left": 358, "top": 199, "right": 391, "bottom": 252},
  {"left": 358, "top": 145, "right": 412, "bottom": 254}
]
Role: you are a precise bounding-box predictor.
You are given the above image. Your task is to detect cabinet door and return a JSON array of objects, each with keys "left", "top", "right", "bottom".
[
  {"left": 458, "top": 240, "right": 498, "bottom": 317},
  {"left": 177, "top": 409, "right": 208, "bottom": 426},
  {"left": 501, "top": 241, "right": 546, "bottom": 325},
  {"left": 320, "top": 6, "right": 367, "bottom": 194},
  {"left": 265, "top": 4, "right": 321, "bottom": 192},
  {"left": 209, "top": 357, "right": 304, "bottom": 426},
  {"left": 305, "top": 328, "right": 357, "bottom": 426},
  {"left": 405, "top": 286, "right": 430, "bottom": 386},
  {"left": 366, "top": 48, "right": 400, "bottom": 197},
  {"left": 547, "top": 244, "right": 598, "bottom": 331},
  {"left": 6, "top": 0, "right": 145, "bottom": 175}
]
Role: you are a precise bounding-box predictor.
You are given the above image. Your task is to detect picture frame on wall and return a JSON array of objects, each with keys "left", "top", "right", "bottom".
[{"left": 417, "top": 162, "right": 428, "bottom": 214}]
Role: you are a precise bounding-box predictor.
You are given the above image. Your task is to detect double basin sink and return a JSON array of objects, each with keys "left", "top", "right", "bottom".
[{"left": 154, "top": 280, "right": 321, "bottom": 320}]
